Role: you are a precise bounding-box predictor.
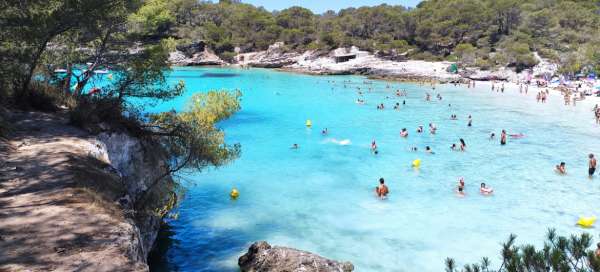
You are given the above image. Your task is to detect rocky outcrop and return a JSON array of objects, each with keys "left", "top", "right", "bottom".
[
  {"left": 169, "top": 41, "right": 225, "bottom": 66},
  {"left": 238, "top": 241, "right": 354, "bottom": 272},
  {"left": 235, "top": 42, "right": 301, "bottom": 68}
]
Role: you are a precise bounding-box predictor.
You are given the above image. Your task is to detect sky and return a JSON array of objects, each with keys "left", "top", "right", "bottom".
[{"left": 242, "top": 0, "right": 422, "bottom": 14}]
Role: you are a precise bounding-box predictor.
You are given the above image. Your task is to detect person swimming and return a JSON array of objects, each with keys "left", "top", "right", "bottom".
[
  {"left": 467, "top": 115, "right": 472, "bottom": 127},
  {"left": 322, "top": 128, "right": 328, "bottom": 135},
  {"left": 459, "top": 138, "right": 466, "bottom": 151},
  {"left": 291, "top": 143, "right": 299, "bottom": 149},
  {"left": 451, "top": 143, "right": 457, "bottom": 151},
  {"left": 416, "top": 125, "right": 423, "bottom": 133},
  {"left": 371, "top": 140, "right": 378, "bottom": 152},
  {"left": 400, "top": 128, "right": 409, "bottom": 137},
  {"left": 490, "top": 133, "right": 495, "bottom": 140},
  {"left": 429, "top": 123, "right": 437, "bottom": 134},
  {"left": 425, "top": 146, "right": 434, "bottom": 154},
  {"left": 500, "top": 130, "right": 507, "bottom": 145},
  {"left": 375, "top": 178, "right": 389, "bottom": 199},
  {"left": 450, "top": 114, "right": 457, "bottom": 120},
  {"left": 480, "top": 183, "right": 493, "bottom": 195},
  {"left": 393, "top": 102, "right": 400, "bottom": 110},
  {"left": 411, "top": 147, "right": 418, "bottom": 152},
  {"left": 509, "top": 133, "right": 524, "bottom": 139},
  {"left": 456, "top": 177, "right": 465, "bottom": 197},
  {"left": 556, "top": 162, "right": 566, "bottom": 174}
]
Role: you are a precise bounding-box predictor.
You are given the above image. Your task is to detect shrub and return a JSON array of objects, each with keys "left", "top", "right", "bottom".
[{"left": 446, "top": 229, "right": 600, "bottom": 272}]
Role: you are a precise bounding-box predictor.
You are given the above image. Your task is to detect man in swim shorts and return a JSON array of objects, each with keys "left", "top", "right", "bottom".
[
  {"left": 500, "top": 130, "right": 507, "bottom": 145},
  {"left": 589, "top": 154, "right": 596, "bottom": 178},
  {"left": 375, "top": 178, "right": 389, "bottom": 199}
]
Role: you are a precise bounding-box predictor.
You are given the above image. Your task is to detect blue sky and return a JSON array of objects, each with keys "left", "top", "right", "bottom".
[{"left": 242, "top": 0, "right": 422, "bottom": 13}]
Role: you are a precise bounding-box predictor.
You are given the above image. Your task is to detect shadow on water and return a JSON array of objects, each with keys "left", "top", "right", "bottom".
[
  {"left": 170, "top": 73, "right": 240, "bottom": 79},
  {"left": 148, "top": 223, "right": 179, "bottom": 272}
]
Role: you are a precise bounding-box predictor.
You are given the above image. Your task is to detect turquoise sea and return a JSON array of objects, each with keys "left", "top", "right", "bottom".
[{"left": 148, "top": 67, "right": 600, "bottom": 271}]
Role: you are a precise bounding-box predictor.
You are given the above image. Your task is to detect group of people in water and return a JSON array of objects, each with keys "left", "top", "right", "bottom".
[{"left": 310, "top": 78, "right": 600, "bottom": 200}]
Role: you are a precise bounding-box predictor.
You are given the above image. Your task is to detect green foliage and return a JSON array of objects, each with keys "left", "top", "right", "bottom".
[
  {"left": 148, "top": 90, "right": 242, "bottom": 174},
  {"left": 446, "top": 229, "right": 600, "bottom": 272},
  {"left": 129, "top": 0, "right": 175, "bottom": 36},
  {"left": 158, "top": 0, "right": 600, "bottom": 73}
]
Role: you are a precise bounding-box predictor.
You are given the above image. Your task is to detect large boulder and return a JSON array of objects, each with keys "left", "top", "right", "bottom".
[
  {"left": 238, "top": 241, "right": 354, "bottom": 272},
  {"left": 175, "top": 41, "right": 206, "bottom": 57}
]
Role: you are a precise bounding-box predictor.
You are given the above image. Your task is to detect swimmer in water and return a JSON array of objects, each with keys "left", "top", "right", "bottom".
[
  {"left": 456, "top": 178, "right": 465, "bottom": 197},
  {"left": 556, "top": 162, "right": 566, "bottom": 174},
  {"left": 393, "top": 102, "right": 400, "bottom": 110},
  {"left": 400, "top": 128, "right": 409, "bottom": 137},
  {"left": 459, "top": 138, "right": 466, "bottom": 151},
  {"left": 425, "top": 146, "right": 434, "bottom": 154},
  {"left": 467, "top": 115, "right": 472, "bottom": 127},
  {"left": 411, "top": 147, "right": 418, "bottom": 152},
  {"left": 416, "top": 126, "right": 423, "bottom": 133},
  {"left": 375, "top": 178, "right": 389, "bottom": 199},
  {"left": 500, "top": 130, "right": 507, "bottom": 145},
  {"left": 451, "top": 143, "right": 457, "bottom": 151},
  {"left": 322, "top": 128, "right": 328, "bottom": 135},
  {"left": 429, "top": 123, "right": 437, "bottom": 134},
  {"left": 490, "top": 133, "right": 495, "bottom": 140},
  {"left": 371, "top": 140, "right": 378, "bottom": 152},
  {"left": 480, "top": 183, "right": 493, "bottom": 195},
  {"left": 291, "top": 144, "right": 299, "bottom": 149},
  {"left": 589, "top": 154, "right": 596, "bottom": 178}
]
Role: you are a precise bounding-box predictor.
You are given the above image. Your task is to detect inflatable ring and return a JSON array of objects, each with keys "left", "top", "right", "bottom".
[
  {"left": 230, "top": 188, "right": 239, "bottom": 199},
  {"left": 412, "top": 159, "right": 421, "bottom": 168},
  {"left": 305, "top": 120, "right": 312, "bottom": 127},
  {"left": 577, "top": 216, "right": 596, "bottom": 228}
]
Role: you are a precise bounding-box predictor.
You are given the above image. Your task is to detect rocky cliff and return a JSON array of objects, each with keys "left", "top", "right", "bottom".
[{"left": 0, "top": 111, "right": 175, "bottom": 271}]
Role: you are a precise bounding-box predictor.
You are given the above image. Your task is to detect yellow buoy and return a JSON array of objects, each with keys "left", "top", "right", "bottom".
[
  {"left": 412, "top": 159, "right": 421, "bottom": 168},
  {"left": 305, "top": 119, "right": 312, "bottom": 127},
  {"left": 230, "top": 188, "right": 239, "bottom": 199},
  {"left": 577, "top": 216, "right": 596, "bottom": 228}
]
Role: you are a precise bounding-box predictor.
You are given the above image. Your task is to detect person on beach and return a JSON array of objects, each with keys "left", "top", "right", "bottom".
[
  {"left": 375, "top": 178, "right": 389, "bottom": 199},
  {"left": 459, "top": 138, "right": 467, "bottom": 151},
  {"left": 501, "top": 83, "right": 505, "bottom": 93},
  {"left": 500, "top": 130, "right": 507, "bottom": 145},
  {"left": 589, "top": 154, "right": 596, "bottom": 178},
  {"left": 400, "top": 128, "right": 409, "bottom": 137},
  {"left": 556, "top": 162, "right": 566, "bottom": 174}
]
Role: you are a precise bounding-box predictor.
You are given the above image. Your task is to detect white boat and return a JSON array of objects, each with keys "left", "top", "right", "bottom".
[
  {"left": 54, "top": 69, "right": 67, "bottom": 73},
  {"left": 94, "top": 69, "right": 109, "bottom": 74}
]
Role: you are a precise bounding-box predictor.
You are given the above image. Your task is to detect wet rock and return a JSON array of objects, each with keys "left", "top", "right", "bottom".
[{"left": 239, "top": 241, "right": 354, "bottom": 272}]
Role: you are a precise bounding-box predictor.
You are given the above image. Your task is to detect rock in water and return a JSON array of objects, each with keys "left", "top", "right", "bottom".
[{"left": 239, "top": 241, "right": 354, "bottom": 272}]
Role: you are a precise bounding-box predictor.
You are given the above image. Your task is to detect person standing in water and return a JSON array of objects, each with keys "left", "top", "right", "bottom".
[
  {"left": 375, "top": 178, "right": 389, "bottom": 199},
  {"left": 467, "top": 115, "right": 472, "bottom": 127},
  {"left": 500, "top": 130, "right": 507, "bottom": 145},
  {"left": 589, "top": 154, "right": 596, "bottom": 178}
]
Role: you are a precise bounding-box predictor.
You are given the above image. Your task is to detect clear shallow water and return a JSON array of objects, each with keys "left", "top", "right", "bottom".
[{"left": 148, "top": 67, "right": 600, "bottom": 272}]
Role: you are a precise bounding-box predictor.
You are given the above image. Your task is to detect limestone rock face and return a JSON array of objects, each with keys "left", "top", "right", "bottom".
[
  {"left": 235, "top": 42, "right": 301, "bottom": 68},
  {"left": 239, "top": 241, "right": 354, "bottom": 272},
  {"left": 169, "top": 41, "right": 225, "bottom": 66}
]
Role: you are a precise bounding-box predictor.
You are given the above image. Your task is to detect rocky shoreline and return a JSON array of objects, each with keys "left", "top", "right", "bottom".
[{"left": 169, "top": 41, "right": 558, "bottom": 84}]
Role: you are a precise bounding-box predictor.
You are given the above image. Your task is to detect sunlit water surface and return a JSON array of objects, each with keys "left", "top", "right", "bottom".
[{"left": 147, "top": 67, "right": 600, "bottom": 271}]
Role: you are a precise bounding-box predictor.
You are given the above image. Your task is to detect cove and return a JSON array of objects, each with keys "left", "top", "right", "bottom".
[{"left": 148, "top": 67, "right": 600, "bottom": 271}]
